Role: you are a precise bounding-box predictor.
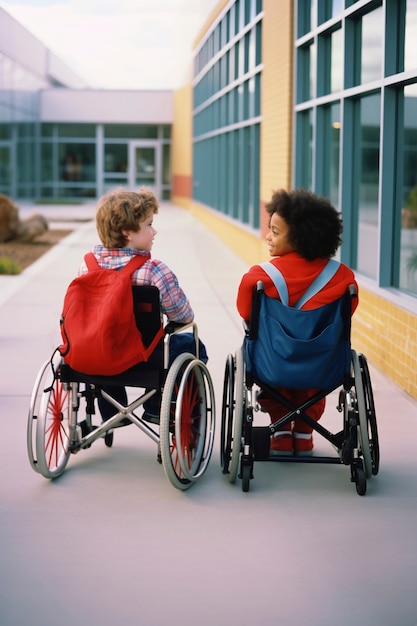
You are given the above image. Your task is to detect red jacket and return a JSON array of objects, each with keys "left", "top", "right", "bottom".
[{"left": 236, "top": 252, "right": 358, "bottom": 322}]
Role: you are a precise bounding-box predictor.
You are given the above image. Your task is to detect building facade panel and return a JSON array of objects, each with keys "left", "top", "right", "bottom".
[{"left": 187, "top": 0, "right": 417, "bottom": 399}]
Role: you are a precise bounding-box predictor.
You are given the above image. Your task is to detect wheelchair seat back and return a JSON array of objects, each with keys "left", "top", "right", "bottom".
[
  {"left": 246, "top": 284, "right": 353, "bottom": 390},
  {"left": 60, "top": 285, "right": 164, "bottom": 387}
]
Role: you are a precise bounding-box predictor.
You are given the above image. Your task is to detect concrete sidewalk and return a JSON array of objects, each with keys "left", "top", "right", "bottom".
[{"left": 1, "top": 201, "right": 417, "bottom": 626}]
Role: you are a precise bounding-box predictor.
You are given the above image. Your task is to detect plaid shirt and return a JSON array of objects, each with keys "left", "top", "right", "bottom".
[{"left": 79, "top": 246, "right": 194, "bottom": 323}]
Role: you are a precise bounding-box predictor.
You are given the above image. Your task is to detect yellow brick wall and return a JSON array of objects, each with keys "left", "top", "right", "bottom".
[
  {"left": 352, "top": 288, "right": 417, "bottom": 399},
  {"left": 260, "top": 0, "right": 293, "bottom": 231}
]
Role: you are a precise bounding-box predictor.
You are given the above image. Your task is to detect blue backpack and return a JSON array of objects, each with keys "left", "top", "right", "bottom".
[{"left": 245, "top": 260, "right": 352, "bottom": 390}]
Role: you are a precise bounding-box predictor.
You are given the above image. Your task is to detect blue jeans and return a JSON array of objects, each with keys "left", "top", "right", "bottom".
[{"left": 98, "top": 332, "right": 208, "bottom": 421}]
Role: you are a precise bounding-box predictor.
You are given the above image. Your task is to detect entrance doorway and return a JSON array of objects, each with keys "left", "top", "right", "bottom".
[{"left": 129, "top": 142, "right": 160, "bottom": 197}]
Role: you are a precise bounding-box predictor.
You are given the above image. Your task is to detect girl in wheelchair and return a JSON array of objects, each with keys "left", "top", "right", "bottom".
[{"left": 236, "top": 188, "right": 358, "bottom": 456}]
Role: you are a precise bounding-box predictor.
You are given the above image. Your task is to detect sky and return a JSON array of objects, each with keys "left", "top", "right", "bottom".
[{"left": 0, "top": 0, "right": 218, "bottom": 89}]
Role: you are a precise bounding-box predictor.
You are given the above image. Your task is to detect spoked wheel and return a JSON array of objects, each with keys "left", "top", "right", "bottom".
[
  {"left": 351, "top": 350, "right": 373, "bottom": 479},
  {"left": 225, "top": 346, "right": 245, "bottom": 484},
  {"left": 359, "top": 353, "right": 380, "bottom": 476},
  {"left": 220, "top": 354, "right": 234, "bottom": 474},
  {"left": 160, "top": 352, "right": 215, "bottom": 490},
  {"left": 31, "top": 352, "right": 73, "bottom": 478}
]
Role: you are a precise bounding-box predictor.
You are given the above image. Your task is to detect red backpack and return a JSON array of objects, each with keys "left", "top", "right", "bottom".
[{"left": 59, "top": 252, "right": 163, "bottom": 375}]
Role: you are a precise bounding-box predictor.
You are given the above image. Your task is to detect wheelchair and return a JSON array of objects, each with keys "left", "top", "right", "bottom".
[
  {"left": 220, "top": 281, "right": 379, "bottom": 496},
  {"left": 27, "top": 286, "right": 216, "bottom": 491}
]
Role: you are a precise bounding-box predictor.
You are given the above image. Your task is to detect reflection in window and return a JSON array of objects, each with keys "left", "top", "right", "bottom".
[
  {"left": 310, "top": 41, "right": 316, "bottom": 99},
  {"left": 357, "top": 93, "right": 380, "bottom": 279},
  {"left": 104, "top": 144, "right": 127, "bottom": 173},
  {"left": 360, "top": 7, "right": 384, "bottom": 84},
  {"left": 329, "top": 103, "right": 341, "bottom": 208},
  {"left": 296, "top": 109, "right": 313, "bottom": 189},
  {"left": 59, "top": 143, "right": 96, "bottom": 187},
  {"left": 331, "top": 28, "right": 343, "bottom": 92},
  {"left": 400, "top": 84, "right": 417, "bottom": 295},
  {"left": 405, "top": 0, "right": 417, "bottom": 72},
  {"left": 332, "top": 0, "right": 344, "bottom": 18}
]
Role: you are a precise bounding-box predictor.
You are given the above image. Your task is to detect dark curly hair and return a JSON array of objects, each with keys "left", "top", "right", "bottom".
[
  {"left": 265, "top": 188, "right": 343, "bottom": 261},
  {"left": 96, "top": 187, "right": 159, "bottom": 248}
]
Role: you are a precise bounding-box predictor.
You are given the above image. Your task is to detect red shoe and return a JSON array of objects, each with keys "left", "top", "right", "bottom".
[
  {"left": 293, "top": 432, "right": 314, "bottom": 456},
  {"left": 270, "top": 431, "right": 293, "bottom": 456}
]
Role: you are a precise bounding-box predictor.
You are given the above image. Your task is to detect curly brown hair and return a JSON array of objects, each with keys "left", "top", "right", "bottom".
[
  {"left": 265, "top": 188, "right": 343, "bottom": 260},
  {"left": 96, "top": 187, "right": 159, "bottom": 248}
]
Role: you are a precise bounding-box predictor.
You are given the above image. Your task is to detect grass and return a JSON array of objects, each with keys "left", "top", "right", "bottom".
[{"left": 0, "top": 257, "right": 22, "bottom": 275}]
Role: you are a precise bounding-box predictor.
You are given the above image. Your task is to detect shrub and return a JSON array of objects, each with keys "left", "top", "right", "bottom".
[{"left": 0, "top": 257, "right": 22, "bottom": 275}]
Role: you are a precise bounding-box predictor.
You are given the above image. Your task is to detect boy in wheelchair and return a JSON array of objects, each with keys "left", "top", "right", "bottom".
[
  {"left": 236, "top": 188, "right": 358, "bottom": 456},
  {"left": 80, "top": 187, "right": 206, "bottom": 425},
  {"left": 28, "top": 187, "right": 214, "bottom": 490}
]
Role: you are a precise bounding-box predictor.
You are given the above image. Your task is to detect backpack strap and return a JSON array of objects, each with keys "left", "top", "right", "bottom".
[
  {"left": 295, "top": 259, "right": 340, "bottom": 308},
  {"left": 84, "top": 252, "right": 100, "bottom": 271},
  {"left": 259, "top": 259, "right": 340, "bottom": 309},
  {"left": 84, "top": 252, "right": 151, "bottom": 274},
  {"left": 259, "top": 262, "right": 289, "bottom": 305}
]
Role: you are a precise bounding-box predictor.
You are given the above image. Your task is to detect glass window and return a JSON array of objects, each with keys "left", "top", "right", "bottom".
[
  {"left": 0, "top": 121, "right": 12, "bottom": 139},
  {"left": 331, "top": 28, "right": 343, "bottom": 92},
  {"left": 405, "top": 0, "right": 417, "bottom": 72},
  {"left": 297, "top": 44, "right": 313, "bottom": 103},
  {"left": 311, "top": 0, "right": 318, "bottom": 30},
  {"left": 332, "top": 0, "right": 344, "bottom": 18},
  {"left": 41, "top": 143, "right": 54, "bottom": 182},
  {"left": 41, "top": 124, "right": 54, "bottom": 138},
  {"left": 162, "top": 144, "right": 171, "bottom": 186},
  {"left": 59, "top": 143, "right": 96, "bottom": 183},
  {"left": 357, "top": 93, "right": 381, "bottom": 279},
  {"left": 322, "top": 102, "right": 341, "bottom": 208},
  {"left": 360, "top": 7, "right": 384, "bottom": 84},
  {"left": 104, "top": 125, "right": 158, "bottom": 139},
  {"left": 56, "top": 124, "right": 96, "bottom": 138},
  {"left": 295, "top": 108, "right": 313, "bottom": 189},
  {"left": 297, "top": 0, "right": 311, "bottom": 37},
  {"left": 0, "top": 145, "right": 11, "bottom": 189},
  {"left": 400, "top": 83, "right": 417, "bottom": 295},
  {"left": 104, "top": 144, "right": 127, "bottom": 173}
]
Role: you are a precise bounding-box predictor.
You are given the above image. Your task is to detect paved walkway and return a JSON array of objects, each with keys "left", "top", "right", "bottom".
[{"left": 1, "top": 201, "right": 417, "bottom": 626}]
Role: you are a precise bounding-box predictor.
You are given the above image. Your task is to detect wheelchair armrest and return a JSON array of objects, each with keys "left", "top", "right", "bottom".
[
  {"left": 163, "top": 319, "right": 200, "bottom": 362},
  {"left": 247, "top": 281, "right": 264, "bottom": 340},
  {"left": 164, "top": 321, "right": 191, "bottom": 335}
]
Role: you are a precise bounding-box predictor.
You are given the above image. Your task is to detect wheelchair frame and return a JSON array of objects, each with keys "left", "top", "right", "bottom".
[
  {"left": 220, "top": 284, "right": 379, "bottom": 495},
  {"left": 27, "top": 286, "right": 216, "bottom": 491}
]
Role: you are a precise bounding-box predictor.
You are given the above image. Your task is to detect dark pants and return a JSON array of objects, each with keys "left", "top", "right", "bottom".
[{"left": 98, "top": 333, "right": 208, "bottom": 422}]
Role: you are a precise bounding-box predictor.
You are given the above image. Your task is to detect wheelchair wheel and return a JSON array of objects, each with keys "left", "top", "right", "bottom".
[
  {"left": 160, "top": 352, "right": 215, "bottom": 490},
  {"left": 226, "top": 346, "right": 245, "bottom": 484},
  {"left": 351, "top": 350, "right": 373, "bottom": 479},
  {"left": 220, "top": 354, "right": 234, "bottom": 473},
  {"left": 352, "top": 462, "right": 367, "bottom": 496},
  {"left": 359, "top": 353, "right": 380, "bottom": 476},
  {"left": 27, "top": 357, "right": 51, "bottom": 473},
  {"left": 31, "top": 353, "right": 72, "bottom": 478}
]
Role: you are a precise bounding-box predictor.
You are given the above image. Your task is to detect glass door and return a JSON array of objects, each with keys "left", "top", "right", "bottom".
[{"left": 129, "top": 141, "right": 160, "bottom": 197}]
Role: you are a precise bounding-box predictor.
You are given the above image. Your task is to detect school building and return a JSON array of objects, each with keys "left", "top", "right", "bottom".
[{"left": 1, "top": 1, "right": 417, "bottom": 399}]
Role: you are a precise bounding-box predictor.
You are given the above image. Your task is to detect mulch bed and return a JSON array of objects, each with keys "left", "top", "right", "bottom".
[{"left": 0, "top": 229, "right": 72, "bottom": 271}]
